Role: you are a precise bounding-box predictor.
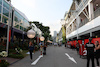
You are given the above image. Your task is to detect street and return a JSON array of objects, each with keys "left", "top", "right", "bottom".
[{"left": 9, "top": 46, "right": 97, "bottom": 67}]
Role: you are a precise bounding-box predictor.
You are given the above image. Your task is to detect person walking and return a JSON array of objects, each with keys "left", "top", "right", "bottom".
[
  {"left": 76, "top": 41, "right": 80, "bottom": 54},
  {"left": 43, "top": 43, "right": 47, "bottom": 55},
  {"left": 40, "top": 44, "right": 43, "bottom": 55},
  {"left": 29, "top": 41, "right": 34, "bottom": 62},
  {"left": 85, "top": 37, "right": 95, "bottom": 67},
  {"left": 94, "top": 41, "right": 100, "bottom": 67}
]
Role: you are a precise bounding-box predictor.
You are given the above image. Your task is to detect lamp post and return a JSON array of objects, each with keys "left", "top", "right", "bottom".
[
  {"left": 40, "top": 36, "right": 45, "bottom": 41},
  {"left": 40, "top": 36, "right": 45, "bottom": 45},
  {"left": 6, "top": 0, "right": 11, "bottom": 56},
  {"left": 27, "top": 29, "right": 35, "bottom": 39}
]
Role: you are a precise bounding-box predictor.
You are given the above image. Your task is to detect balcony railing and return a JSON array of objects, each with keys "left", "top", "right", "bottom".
[
  {"left": 67, "top": 3, "right": 100, "bottom": 36},
  {"left": 77, "top": 0, "right": 89, "bottom": 15},
  {"left": 79, "top": 18, "right": 89, "bottom": 28},
  {"left": 68, "top": 13, "right": 76, "bottom": 24},
  {"left": 68, "top": 0, "right": 89, "bottom": 24},
  {"left": 79, "top": 7, "right": 100, "bottom": 28},
  {"left": 93, "top": 7, "right": 100, "bottom": 19}
]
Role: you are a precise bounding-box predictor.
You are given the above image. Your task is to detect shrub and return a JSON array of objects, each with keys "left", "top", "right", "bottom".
[
  {"left": 0, "top": 43, "right": 6, "bottom": 52},
  {"left": 0, "top": 60, "right": 9, "bottom": 67},
  {"left": 21, "top": 42, "right": 28, "bottom": 50},
  {"left": 0, "top": 51, "right": 8, "bottom": 57},
  {"left": 15, "top": 47, "right": 23, "bottom": 54},
  {"left": 9, "top": 42, "right": 15, "bottom": 49},
  {"left": 8, "top": 53, "right": 24, "bottom": 59},
  {"left": 13, "top": 41, "right": 19, "bottom": 48},
  {"left": 34, "top": 45, "right": 40, "bottom": 51},
  {"left": 9, "top": 49, "right": 16, "bottom": 53},
  {"left": 0, "top": 45, "right": 4, "bottom": 52}
]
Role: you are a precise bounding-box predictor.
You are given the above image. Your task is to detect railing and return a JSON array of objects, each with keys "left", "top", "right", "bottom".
[
  {"left": 68, "top": 0, "right": 89, "bottom": 24},
  {"left": 67, "top": 0, "right": 89, "bottom": 35},
  {"left": 79, "top": 7, "right": 100, "bottom": 28},
  {"left": 93, "top": 7, "right": 100, "bottom": 19},
  {"left": 67, "top": 3, "right": 100, "bottom": 36},
  {"left": 79, "top": 18, "right": 89, "bottom": 28},
  {"left": 68, "top": 13, "right": 76, "bottom": 23},
  {"left": 77, "top": 0, "right": 89, "bottom": 15}
]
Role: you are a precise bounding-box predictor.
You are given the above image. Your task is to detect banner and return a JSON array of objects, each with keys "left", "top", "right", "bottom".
[
  {"left": 62, "top": 26, "right": 66, "bottom": 43},
  {"left": 9, "top": 30, "right": 11, "bottom": 42}
]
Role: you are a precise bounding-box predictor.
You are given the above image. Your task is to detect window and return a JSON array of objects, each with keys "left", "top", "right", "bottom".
[
  {"left": 24, "top": 19, "right": 29, "bottom": 28},
  {"left": 3, "top": 0, "right": 9, "bottom": 10},
  {"left": 14, "top": 11, "right": 23, "bottom": 20},
  {"left": 0, "top": 5, "right": 1, "bottom": 13},
  {"left": 0, "top": 14, "right": 1, "bottom": 21},
  {"left": 14, "top": 16, "right": 18, "bottom": 22},
  {"left": 14, "top": 25, "right": 19, "bottom": 29},
  {"left": 3, "top": 8, "right": 9, "bottom": 17},
  {"left": 2, "top": 16, "right": 8, "bottom": 24},
  {"left": 0, "top": 0, "right": 2, "bottom": 5},
  {"left": 24, "top": 28, "right": 27, "bottom": 32},
  {"left": 20, "top": 26, "right": 23, "bottom": 31}
]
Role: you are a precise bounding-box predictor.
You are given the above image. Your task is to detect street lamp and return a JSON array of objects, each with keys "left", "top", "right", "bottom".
[
  {"left": 40, "top": 36, "right": 45, "bottom": 46},
  {"left": 27, "top": 29, "right": 35, "bottom": 38},
  {"left": 6, "top": 0, "right": 11, "bottom": 56},
  {"left": 40, "top": 36, "right": 45, "bottom": 41}
]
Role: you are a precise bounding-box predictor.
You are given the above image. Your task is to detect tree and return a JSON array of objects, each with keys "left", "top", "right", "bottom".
[{"left": 29, "top": 21, "right": 51, "bottom": 41}]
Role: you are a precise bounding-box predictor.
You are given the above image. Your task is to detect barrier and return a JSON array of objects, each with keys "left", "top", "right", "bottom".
[{"left": 67, "top": 38, "right": 100, "bottom": 58}]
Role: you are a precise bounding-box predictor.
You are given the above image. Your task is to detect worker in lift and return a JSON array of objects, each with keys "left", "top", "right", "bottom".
[{"left": 85, "top": 37, "right": 95, "bottom": 67}]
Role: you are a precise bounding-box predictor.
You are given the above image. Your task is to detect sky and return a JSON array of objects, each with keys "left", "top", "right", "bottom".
[{"left": 11, "top": 0, "right": 72, "bottom": 36}]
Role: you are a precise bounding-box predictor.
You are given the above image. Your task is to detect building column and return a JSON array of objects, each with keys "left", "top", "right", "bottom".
[
  {"left": 75, "top": 0, "right": 78, "bottom": 9},
  {"left": 76, "top": 16, "right": 81, "bottom": 28},
  {"left": 72, "top": 23, "right": 74, "bottom": 31},
  {"left": 76, "top": 16, "right": 81, "bottom": 39},
  {"left": 88, "top": 2, "right": 94, "bottom": 20},
  {"left": 22, "top": 32, "right": 24, "bottom": 45},
  {"left": 1, "top": 0, "right": 3, "bottom": 22},
  {"left": 90, "top": 32, "right": 92, "bottom": 37},
  {"left": 11, "top": 29, "right": 14, "bottom": 42}
]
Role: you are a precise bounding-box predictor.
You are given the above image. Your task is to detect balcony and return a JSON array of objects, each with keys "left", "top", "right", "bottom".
[
  {"left": 93, "top": 7, "right": 100, "bottom": 19},
  {"left": 68, "top": 0, "right": 89, "bottom": 24},
  {"left": 79, "top": 7, "right": 100, "bottom": 28},
  {"left": 77, "top": 0, "right": 89, "bottom": 15},
  {"left": 67, "top": 15, "right": 100, "bottom": 39},
  {"left": 68, "top": 13, "right": 76, "bottom": 24},
  {"left": 79, "top": 18, "right": 89, "bottom": 28}
]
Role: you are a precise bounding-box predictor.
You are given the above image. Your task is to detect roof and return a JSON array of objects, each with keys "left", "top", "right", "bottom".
[
  {"left": 15, "top": 8, "right": 29, "bottom": 21},
  {"left": 5, "top": 0, "right": 29, "bottom": 21}
]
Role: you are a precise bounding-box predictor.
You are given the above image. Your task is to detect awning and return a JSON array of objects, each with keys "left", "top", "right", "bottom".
[{"left": 47, "top": 40, "right": 53, "bottom": 43}]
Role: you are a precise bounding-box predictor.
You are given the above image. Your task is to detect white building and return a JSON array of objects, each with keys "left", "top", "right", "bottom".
[
  {"left": 53, "top": 31, "right": 57, "bottom": 37},
  {"left": 53, "top": 31, "right": 57, "bottom": 42},
  {"left": 64, "top": 0, "right": 100, "bottom": 40},
  {"left": 57, "top": 28, "right": 63, "bottom": 43}
]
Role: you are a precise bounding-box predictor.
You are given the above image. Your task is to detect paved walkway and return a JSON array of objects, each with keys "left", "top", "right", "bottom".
[
  {"left": 9, "top": 46, "right": 100, "bottom": 67},
  {"left": 0, "top": 57, "right": 20, "bottom": 64}
]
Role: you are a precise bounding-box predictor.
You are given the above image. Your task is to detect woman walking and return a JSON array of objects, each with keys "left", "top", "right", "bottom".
[
  {"left": 43, "top": 43, "right": 47, "bottom": 55},
  {"left": 40, "top": 44, "right": 43, "bottom": 55},
  {"left": 29, "top": 41, "right": 34, "bottom": 61},
  {"left": 94, "top": 41, "right": 100, "bottom": 67}
]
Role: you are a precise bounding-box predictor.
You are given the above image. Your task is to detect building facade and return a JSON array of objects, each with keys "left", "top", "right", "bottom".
[
  {"left": 64, "top": 0, "right": 100, "bottom": 40},
  {"left": 0, "top": 0, "right": 30, "bottom": 43},
  {"left": 56, "top": 28, "right": 62, "bottom": 44},
  {"left": 53, "top": 31, "right": 57, "bottom": 42}
]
